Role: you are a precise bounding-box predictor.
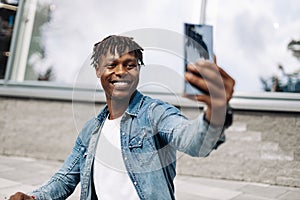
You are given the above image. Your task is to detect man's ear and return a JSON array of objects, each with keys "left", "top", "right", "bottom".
[{"left": 95, "top": 64, "right": 101, "bottom": 78}]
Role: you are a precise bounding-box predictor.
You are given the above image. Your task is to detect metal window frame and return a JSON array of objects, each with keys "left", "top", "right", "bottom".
[{"left": 0, "top": 81, "right": 299, "bottom": 112}]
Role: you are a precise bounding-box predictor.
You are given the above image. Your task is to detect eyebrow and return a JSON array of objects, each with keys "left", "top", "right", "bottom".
[
  {"left": 105, "top": 57, "right": 137, "bottom": 63},
  {"left": 123, "top": 58, "right": 137, "bottom": 63},
  {"left": 105, "top": 58, "right": 117, "bottom": 63}
]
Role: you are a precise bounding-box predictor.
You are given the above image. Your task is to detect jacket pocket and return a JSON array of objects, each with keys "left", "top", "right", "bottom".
[{"left": 128, "top": 128, "right": 159, "bottom": 167}]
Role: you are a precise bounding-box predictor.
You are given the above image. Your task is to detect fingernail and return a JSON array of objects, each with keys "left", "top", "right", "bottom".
[{"left": 185, "top": 72, "right": 192, "bottom": 79}]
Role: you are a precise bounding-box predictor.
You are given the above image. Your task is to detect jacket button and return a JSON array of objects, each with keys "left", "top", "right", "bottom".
[{"left": 133, "top": 181, "right": 137, "bottom": 185}]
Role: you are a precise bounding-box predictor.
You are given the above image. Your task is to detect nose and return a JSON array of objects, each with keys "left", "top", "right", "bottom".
[{"left": 114, "top": 64, "right": 127, "bottom": 76}]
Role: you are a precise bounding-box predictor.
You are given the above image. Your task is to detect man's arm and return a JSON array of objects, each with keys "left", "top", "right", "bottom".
[
  {"left": 153, "top": 60, "right": 234, "bottom": 156},
  {"left": 9, "top": 136, "right": 84, "bottom": 200}
]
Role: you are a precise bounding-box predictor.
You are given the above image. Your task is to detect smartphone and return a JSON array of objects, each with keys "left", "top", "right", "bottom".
[{"left": 184, "top": 23, "right": 213, "bottom": 95}]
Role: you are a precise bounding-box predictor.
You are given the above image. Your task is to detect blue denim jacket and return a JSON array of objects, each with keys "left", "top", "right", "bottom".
[{"left": 31, "top": 90, "right": 224, "bottom": 200}]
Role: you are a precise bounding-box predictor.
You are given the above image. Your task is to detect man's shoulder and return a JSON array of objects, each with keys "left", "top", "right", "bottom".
[
  {"left": 78, "top": 117, "right": 101, "bottom": 142},
  {"left": 139, "top": 94, "right": 181, "bottom": 116},
  {"left": 141, "top": 93, "right": 171, "bottom": 106}
]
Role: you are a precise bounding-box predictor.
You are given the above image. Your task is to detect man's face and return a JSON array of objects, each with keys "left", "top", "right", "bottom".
[{"left": 96, "top": 51, "right": 140, "bottom": 101}]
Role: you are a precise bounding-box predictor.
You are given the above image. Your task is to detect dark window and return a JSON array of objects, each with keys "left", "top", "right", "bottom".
[{"left": 0, "top": 0, "right": 18, "bottom": 79}]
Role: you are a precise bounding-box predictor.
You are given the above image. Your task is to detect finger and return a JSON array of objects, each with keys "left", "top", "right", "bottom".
[
  {"left": 188, "top": 61, "right": 234, "bottom": 85},
  {"left": 187, "top": 63, "right": 225, "bottom": 87},
  {"left": 185, "top": 73, "right": 227, "bottom": 105},
  {"left": 224, "top": 80, "right": 235, "bottom": 102},
  {"left": 184, "top": 72, "right": 209, "bottom": 93},
  {"left": 194, "top": 94, "right": 211, "bottom": 104},
  {"left": 9, "top": 192, "right": 34, "bottom": 200},
  {"left": 217, "top": 67, "right": 235, "bottom": 102},
  {"left": 193, "top": 95, "right": 227, "bottom": 111},
  {"left": 218, "top": 66, "right": 234, "bottom": 81},
  {"left": 185, "top": 69, "right": 226, "bottom": 95},
  {"left": 183, "top": 93, "right": 212, "bottom": 105},
  {"left": 187, "top": 61, "right": 218, "bottom": 76},
  {"left": 214, "top": 54, "right": 217, "bottom": 64}
]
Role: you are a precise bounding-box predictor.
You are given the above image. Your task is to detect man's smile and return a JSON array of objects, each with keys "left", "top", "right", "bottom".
[{"left": 110, "top": 80, "right": 131, "bottom": 89}]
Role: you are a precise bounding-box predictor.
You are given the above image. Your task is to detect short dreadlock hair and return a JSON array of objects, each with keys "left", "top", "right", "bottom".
[{"left": 91, "top": 35, "right": 144, "bottom": 68}]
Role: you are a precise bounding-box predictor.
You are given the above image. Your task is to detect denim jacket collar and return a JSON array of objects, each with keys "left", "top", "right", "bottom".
[
  {"left": 125, "top": 90, "right": 144, "bottom": 117},
  {"left": 95, "top": 90, "right": 144, "bottom": 123}
]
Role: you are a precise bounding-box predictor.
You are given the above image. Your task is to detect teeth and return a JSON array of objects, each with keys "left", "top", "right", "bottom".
[{"left": 113, "top": 82, "right": 128, "bottom": 86}]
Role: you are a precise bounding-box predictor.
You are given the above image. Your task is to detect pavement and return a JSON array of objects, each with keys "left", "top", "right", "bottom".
[{"left": 0, "top": 155, "right": 299, "bottom": 200}]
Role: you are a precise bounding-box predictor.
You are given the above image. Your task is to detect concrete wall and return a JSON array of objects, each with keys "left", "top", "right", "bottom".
[
  {"left": 0, "top": 97, "right": 99, "bottom": 161},
  {"left": 0, "top": 97, "right": 299, "bottom": 187},
  {"left": 178, "top": 107, "right": 300, "bottom": 188}
]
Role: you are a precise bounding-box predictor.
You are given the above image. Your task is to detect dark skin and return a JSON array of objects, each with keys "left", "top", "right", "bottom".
[
  {"left": 95, "top": 50, "right": 141, "bottom": 119},
  {"left": 9, "top": 192, "right": 35, "bottom": 200},
  {"left": 9, "top": 51, "right": 234, "bottom": 200}
]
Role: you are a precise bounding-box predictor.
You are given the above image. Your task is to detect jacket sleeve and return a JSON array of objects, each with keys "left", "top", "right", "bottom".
[
  {"left": 151, "top": 102, "right": 224, "bottom": 157},
  {"left": 30, "top": 136, "right": 84, "bottom": 200}
]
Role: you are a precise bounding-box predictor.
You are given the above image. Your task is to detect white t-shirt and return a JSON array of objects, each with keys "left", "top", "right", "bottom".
[{"left": 93, "top": 116, "right": 140, "bottom": 200}]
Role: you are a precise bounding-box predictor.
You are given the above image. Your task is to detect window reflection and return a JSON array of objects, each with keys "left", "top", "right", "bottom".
[
  {"left": 25, "top": 0, "right": 53, "bottom": 82},
  {"left": 206, "top": 0, "right": 300, "bottom": 93},
  {"left": 20, "top": 0, "right": 201, "bottom": 90}
]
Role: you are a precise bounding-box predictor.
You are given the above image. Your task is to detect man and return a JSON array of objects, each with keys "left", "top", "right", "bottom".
[{"left": 10, "top": 35, "right": 235, "bottom": 199}]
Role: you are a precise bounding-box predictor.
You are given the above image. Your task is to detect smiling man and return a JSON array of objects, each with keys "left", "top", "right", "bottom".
[
  {"left": 10, "top": 35, "right": 235, "bottom": 200},
  {"left": 94, "top": 40, "right": 142, "bottom": 119}
]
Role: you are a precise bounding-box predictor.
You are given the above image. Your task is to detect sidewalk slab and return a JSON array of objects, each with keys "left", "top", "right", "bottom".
[
  {"left": 238, "top": 184, "right": 288, "bottom": 199},
  {"left": 278, "top": 191, "right": 300, "bottom": 200},
  {"left": 231, "top": 194, "right": 274, "bottom": 200},
  {"left": 175, "top": 178, "right": 242, "bottom": 200},
  {"left": 0, "top": 155, "right": 300, "bottom": 200}
]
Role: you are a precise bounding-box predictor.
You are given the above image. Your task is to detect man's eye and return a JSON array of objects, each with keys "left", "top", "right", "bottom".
[
  {"left": 106, "top": 64, "right": 116, "bottom": 69},
  {"left": 126, "top": 64, "right": 137, "bottom": 69}
]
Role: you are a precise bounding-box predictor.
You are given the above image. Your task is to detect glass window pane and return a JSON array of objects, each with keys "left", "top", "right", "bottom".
[
  {"left": 12, "top": 0, "right": 202, "bottom": 93},
  {"left": 24, "top": 0, "right": 51, "bottom": 81}
]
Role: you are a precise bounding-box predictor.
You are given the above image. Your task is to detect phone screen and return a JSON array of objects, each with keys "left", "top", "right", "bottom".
[{"left": 184, "top": 23, "right": 213, "bottom": 95}]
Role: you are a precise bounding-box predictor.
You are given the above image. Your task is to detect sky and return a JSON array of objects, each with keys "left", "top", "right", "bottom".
[{"left": 32, "top": 0, "right": 300, "bottom": 93}]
